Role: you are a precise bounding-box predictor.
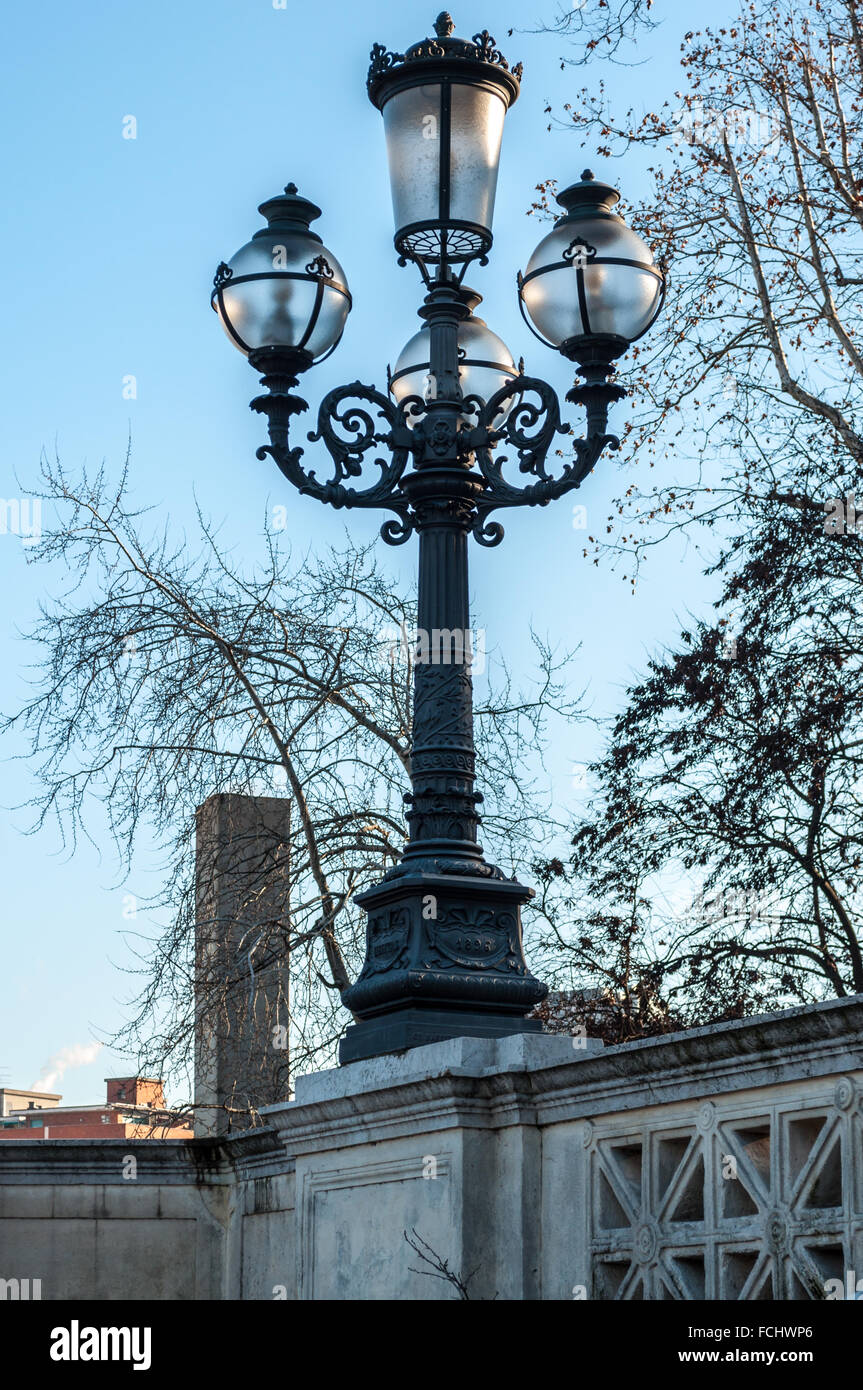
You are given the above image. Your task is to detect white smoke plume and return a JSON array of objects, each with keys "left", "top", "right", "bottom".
[{"left": 31, "top": 1041, "right": 103, "bottom": 1094}]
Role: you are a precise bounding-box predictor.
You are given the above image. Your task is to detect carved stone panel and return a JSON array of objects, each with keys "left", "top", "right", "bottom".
[{"left": 588, "top": 1080, "right": 863, "bottom": 1299}]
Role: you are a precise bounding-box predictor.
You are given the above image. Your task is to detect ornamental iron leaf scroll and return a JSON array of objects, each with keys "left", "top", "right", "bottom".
[
  {"left": 256, "top": 382, "right": 415, "bottom": 545},
  {"left": 469, "top": 376, "right": 620, "bottom": 546}
]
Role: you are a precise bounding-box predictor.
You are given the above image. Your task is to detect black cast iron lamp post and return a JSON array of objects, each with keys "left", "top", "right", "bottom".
[{"left": 211, "top": 12, "right": 665, "bottom": 1065}]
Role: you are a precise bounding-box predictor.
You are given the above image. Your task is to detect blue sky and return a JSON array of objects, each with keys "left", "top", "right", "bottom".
[{"left": 0, "top": 0, "right": 736, "bottom": 1104}]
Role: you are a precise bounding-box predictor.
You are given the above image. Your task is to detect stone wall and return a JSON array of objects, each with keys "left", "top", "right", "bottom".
[
  {"left": 1, "top": 997, "right": 861, "bottom": 1300},
  {"left": 0, "top": 1142, "right": 228, "bottom": 1299}
]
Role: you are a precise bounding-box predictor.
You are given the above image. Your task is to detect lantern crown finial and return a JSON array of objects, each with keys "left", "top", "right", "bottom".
[{"left": 367, "top": 19, "right": 522, "bottom": 106}]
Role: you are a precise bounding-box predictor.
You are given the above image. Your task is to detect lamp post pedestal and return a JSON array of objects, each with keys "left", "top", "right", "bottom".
[{"left": 340, "top": 875, "right": 542, "bottom": 1063}]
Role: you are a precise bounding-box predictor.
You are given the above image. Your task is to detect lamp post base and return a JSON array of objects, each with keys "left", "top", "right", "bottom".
[
  {"left": 339, "top": 869, "right": 547, "bottom": 1065},
  {"left": 340, "top": 1004, "right": 543, "bottom": 1065}
]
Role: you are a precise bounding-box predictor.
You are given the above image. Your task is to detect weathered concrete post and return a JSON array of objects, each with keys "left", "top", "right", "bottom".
[{"left": 194, "top": 793, "right": 291, "bottom": 1136}]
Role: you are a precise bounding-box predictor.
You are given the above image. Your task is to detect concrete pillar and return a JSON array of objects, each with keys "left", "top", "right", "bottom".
[{"left": 195, "top": 794, "right": 291, "bottom": 1136}]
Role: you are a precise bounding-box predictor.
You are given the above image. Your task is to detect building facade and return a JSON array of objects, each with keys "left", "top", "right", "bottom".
[{"left": 0, "top": 1078, "right": 191, "bottom": 1142}]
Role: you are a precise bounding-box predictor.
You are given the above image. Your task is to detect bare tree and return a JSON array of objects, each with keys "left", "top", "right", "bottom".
[
  {"left": 5, "top": 452, "right": 582, "bottom": 1106},
  {"left": 523, "top": 0, "right": 659, "bottom": 66},
  {"left": 404, "top": 1228, "right": 481, "bottom": 1299}
]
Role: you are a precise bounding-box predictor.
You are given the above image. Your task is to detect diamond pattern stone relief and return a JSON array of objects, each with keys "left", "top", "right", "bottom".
[{"left": 588, "top": 1078, "right": 863, "bottom": 1299}]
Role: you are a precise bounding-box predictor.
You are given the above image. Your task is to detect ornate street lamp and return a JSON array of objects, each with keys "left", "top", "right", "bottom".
[
  {"left": 212, "top": 183, "right": 352, "bottom": 416},
  {"left": 212, "top": 12, "right": 665, "bottom": 1064}
]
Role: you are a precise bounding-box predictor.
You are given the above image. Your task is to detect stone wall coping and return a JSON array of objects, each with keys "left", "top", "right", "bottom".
[
  {"left": 0, "top": 1126, "right": 297, "bottom": 1187},
  {"left": 0, "top": 1131, "right": 284, "bottom": 1182},
  {"left": 0, "top": 1138, "right": 203, "bottom": 1186},
  {"left": 259, "top": 996, "right": 863, "bottom": 1152}
]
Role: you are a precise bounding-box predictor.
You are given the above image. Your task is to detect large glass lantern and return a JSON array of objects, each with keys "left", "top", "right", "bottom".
[
  {"left": 211, "top": 184, "right": 351, "bottom": 370},
  {"left": 389, "top": 289, "right": 519, "bottom": 425},
  {"left": 518, "top": 170, "right": 664, "bottom": 362},
  {"left": 367, "top": 12, "right": 522, "bottom": 274}
]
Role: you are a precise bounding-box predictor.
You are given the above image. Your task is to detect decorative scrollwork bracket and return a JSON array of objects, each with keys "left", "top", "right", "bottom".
[
  {"left": 251, "top": 358, "right": 416, "bottom": 544},
  {"left": 465, "top": 375, "right": 621, "bottom": 546},
  {"left": 249, "top": 352, "right": 623, "bottom": 549}
]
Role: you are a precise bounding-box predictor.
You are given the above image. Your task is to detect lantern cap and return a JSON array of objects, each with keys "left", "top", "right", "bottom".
[
  {"left": 555, "top": 169, "right": 622, "bottom": 224},
  {"left": 253, "top": 183, "right": 324, "bottom": 243},
  {"left": 367, "top": 13, "right": 522, "bottom": 109}
]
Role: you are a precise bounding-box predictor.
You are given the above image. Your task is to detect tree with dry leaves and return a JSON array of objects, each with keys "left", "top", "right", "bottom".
[
  {"left": 545, "top": 0, "right": 863, "bottom": 577},
  {"left": 532, "top": 0, "right": 863, "bottom": 1028}
]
